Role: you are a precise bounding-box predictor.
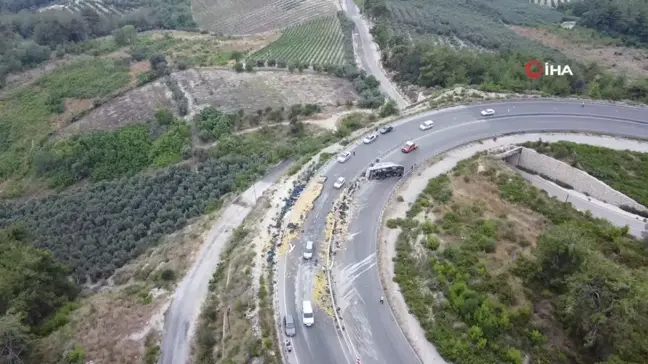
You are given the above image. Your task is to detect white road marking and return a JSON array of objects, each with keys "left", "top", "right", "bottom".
[{"left": 289, "top": 243, "right": 295, "bottom": 253}]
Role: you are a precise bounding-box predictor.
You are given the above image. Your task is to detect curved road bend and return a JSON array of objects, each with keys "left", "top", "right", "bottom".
[
  {"left": 284, "top": 100, "right": 648, "bottom": 364},
  {"left": 160, "top": 162, "right": 292, "bottom": 364}
]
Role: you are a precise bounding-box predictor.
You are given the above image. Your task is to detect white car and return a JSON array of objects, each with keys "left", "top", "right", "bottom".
[
  {"left": 333, "top": 177, "right": 346, "bottom": 189},
  {"left": 480, "top": 109, "right": 495, "bottom": 116},
  {"left": 419, "top": 120, "right": 434, "bottom": 130},
  {"left": 363, "top": 133, "right": 378, "bottom": 144},
  {"left": 337, "top": 151, "right": 351, "bottom": 163}
]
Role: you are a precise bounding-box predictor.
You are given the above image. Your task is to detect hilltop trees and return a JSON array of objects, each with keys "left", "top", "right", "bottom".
[{"left": 559, "top": 0, "right": 648, "bottom": 46}]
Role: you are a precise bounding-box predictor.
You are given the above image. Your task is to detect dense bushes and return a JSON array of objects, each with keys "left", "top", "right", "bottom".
[
  {"left": 392, "top": 160, "right": 648, "bottom": 364},
  {"left": 0, "top": 225, "right": 78, "bottom": 364}
]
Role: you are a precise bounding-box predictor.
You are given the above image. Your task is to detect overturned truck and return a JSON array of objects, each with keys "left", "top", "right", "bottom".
[{"left": 366, "top": 162, "right": 405, "bottom": 180}]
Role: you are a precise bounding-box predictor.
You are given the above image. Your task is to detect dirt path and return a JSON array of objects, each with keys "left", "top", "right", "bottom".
[{"left": 159, "top": 161, "right": 292, "bottom": 364}]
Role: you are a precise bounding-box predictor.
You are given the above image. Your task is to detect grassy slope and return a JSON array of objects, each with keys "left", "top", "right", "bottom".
[{"left": 0, "top": 58, "right": 131, "bottom": 181}]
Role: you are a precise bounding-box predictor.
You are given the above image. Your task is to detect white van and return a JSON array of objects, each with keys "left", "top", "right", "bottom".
[
  {"left": 303, "top": 240, "right": 314, "bottom": 260},
  {"left": 302, "top": 300, "right": 314, "bottom": 326}
]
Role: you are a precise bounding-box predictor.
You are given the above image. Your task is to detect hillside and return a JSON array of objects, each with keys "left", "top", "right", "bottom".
[
  {"left": 373, "top": 0, "right": 563, "bottom": 51},
  {"left": 390, "top": 156, "right": 648, "bottom": 364},
  {"left": 361, "top": 0, "right": 648, "bottom": 104},
  {"left": 192, "top": 0, "right": 338, "bottom": 35}
]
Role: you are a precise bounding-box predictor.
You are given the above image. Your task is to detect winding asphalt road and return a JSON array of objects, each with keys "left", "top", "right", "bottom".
[
  {"left": 282, "top": 99, "right": 648, "bottom": 364},
  {"left": 344, "top": 0, "right": 409, "bottom": 108}
]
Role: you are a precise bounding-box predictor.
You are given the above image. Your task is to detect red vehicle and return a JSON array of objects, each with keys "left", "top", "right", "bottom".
[{"left": 401, "top": 141, "right": 417, "bottom": 153}]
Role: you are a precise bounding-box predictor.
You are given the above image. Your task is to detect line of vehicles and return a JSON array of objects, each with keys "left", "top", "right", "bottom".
[{"left": 283, "top": 109, "right": 498, "bottom": 340}]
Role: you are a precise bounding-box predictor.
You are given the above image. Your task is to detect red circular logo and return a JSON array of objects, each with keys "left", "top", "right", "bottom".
[{"left": 524, "top": 60, "right": 543, "bottom": 79}]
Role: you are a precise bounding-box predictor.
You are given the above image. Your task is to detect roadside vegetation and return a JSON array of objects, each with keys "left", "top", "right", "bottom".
[
  {"left": 523, "top": 141, "right": 648, "bottom": 209},
  {"left": 361, "top": 0, "right": 648, "bottom": 103},
  {"left": 194, "top": 208, "right": 280, "bottom": 364},
  {"left": 390, "top": 156, "right": 648, "bottom": 364}
]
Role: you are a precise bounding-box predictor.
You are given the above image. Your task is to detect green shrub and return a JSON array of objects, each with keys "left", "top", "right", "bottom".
[{"left": 427, "top": 235, "right": 440, "bottom": 250}]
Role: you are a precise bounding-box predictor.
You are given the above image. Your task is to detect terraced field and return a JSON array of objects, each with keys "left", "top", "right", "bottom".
[
  {"left": 38, "top": 0, "right": 124, "bottom": 15},
  {"left": 248, "top": 15, "right": 350, "bottom": 66},
  {"left": 192, "top": 0, "right": 338, "bottom": 35},
  {"left": 529, "top": 0, "right": 570, "bottom": 7}
]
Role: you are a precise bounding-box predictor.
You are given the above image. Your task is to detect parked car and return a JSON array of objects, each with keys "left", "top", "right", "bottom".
[
  {"left": 337, "top": 151, "right": 351, "bottom": 163},
  {"left": 363, "top": 133, "right": 378, "bottom": 144},
  {"left": 379, "top": 125, "right": 393, "bottom": 134},
  {"left": 333, "top": 176, "right": 346, "bottom": 189},
  {"left": 480, "top": 109, "right": 495, "bottom": 116},
  {"left": 401, "top": 141, "right": 417, "bottom": 153},
  {"left": 419, "top": 120, "right": 434, "bottom": 130},
  {"left": 284, "top": 314, "right": 296, "bottom": 336}
]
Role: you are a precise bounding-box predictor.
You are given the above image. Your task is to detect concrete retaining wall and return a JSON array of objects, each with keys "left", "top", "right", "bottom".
[{"left": 506, "top": 147, "right": 646, "bottom": 211}]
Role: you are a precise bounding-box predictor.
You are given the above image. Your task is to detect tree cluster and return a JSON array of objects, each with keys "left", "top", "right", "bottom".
[
  {"left": 193, "top": 104, "right": 324, "bottom": 142},
  {"left": 1, "top": 142, "right": 273, "bottom": 282},
  {"left": 376, "top": 35, "right": 648, "bottom": 103},
  {"left": 0, "top": 0, "right": 196, "bottom": 88},
  {"left": 33, "top": 117, "right": 190, "bottom": 188},
  {"left": 559, "top": 0, "right": 648, "bottom": 46},
  {"left": 0, "top": 224, "right": 78, "bottom": 364}
]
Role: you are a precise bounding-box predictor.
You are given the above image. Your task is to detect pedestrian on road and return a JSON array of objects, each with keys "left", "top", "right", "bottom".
[
  {"left": 286, "top": 340, "right": 292, "bottom": 353},
  {"left": 353, "top": 150, "right": 356, "bottom": 156},
  {"left": 380, "top": 296, "right": 384, "bottom": 304}
]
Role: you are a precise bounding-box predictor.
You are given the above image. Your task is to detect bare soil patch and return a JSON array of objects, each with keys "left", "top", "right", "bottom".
[
  {"left": 446, "top": 160, "right": 546, "bottom": 267},
  {"left": 58, "top": 79, "right": 174, "bottom": 136},
  {"left": 51, "top": 98, "right": 95, "bottom": 130},
  {"left": 173, "top": 68, "right": 359, "bottom": 114},
  {"left": 129, "top": 60, "right": 151, "bottom": 86},
  {"left": 60, "top": 68, "right": 357, "bottom": 137},
  {"left": 510, "top": 25, "right": 648, "bottom": 79}
]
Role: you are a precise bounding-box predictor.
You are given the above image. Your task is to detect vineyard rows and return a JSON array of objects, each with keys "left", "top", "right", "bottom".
[
  {"left": 38, "top": 0, "right": 123, "bottom": 15},
  {"left": 529, "top": 0, "right": 569, "bottom": 8},
  {"left": 192, "top": 0, "right": 337, "bottom": 35},
  {"left": 248, "top": 15, "right": 348, "bottom": 66},
  {"left": 529, "top": 0, "right": 570, "bottom": 7}
]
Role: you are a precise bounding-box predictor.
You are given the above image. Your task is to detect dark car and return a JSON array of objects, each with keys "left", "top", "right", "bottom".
[
  {"left": 284, "top": 314, "right": 296, "bottom": 336},
  {"left": 379, "top": 125, "right": 394, "bottom": 134}
]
